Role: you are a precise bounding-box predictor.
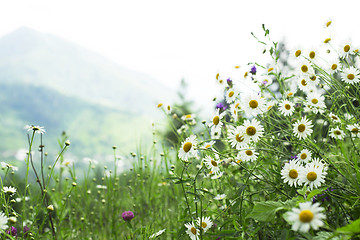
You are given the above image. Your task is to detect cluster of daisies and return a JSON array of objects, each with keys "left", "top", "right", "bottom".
[
  {"left": 184, "top": 217, "right": 213, "bottom": 240},
  {"left": 158, "top": 19, "right": 360, "bottom": 237}
]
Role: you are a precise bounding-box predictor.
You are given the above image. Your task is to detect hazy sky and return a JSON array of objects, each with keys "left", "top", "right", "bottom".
[{"left": 1, "top": 0, "right": 359, "bottom": 112}]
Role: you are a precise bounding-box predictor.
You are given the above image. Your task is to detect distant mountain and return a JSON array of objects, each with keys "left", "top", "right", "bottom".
[
  {"left": 0, "top": 27, "right": 174, "bottom": 114},
  {"left": 0, "top": 27, "right": 173, "bottom": 159}
]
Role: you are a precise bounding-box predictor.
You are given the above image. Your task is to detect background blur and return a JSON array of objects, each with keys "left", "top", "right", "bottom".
[{"left": 0, "top": 0, "right": 359, "bottom": 169}]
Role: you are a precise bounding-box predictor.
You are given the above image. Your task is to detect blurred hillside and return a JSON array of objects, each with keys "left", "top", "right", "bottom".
[{"left": 0, "top": 27, "right": 175, "bottom": 161}]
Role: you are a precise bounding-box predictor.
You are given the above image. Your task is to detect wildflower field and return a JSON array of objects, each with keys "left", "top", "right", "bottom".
[{"left": 1, "top": 20, "right": 360, "bottom": 239}]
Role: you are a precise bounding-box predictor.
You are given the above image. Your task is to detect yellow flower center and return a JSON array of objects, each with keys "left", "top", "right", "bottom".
[
  {"left": 309, "top": 51, "right": 315, "bottom": 59},
  {"left": 235, "top": 134, "right": 244, "bottom": 142},
  {"left": 307, "top": 171, "right": 317, "bottom": 181},
  {"left": 300, "top": 153, "right": 307, "bottom": 160},
  {"left": 301, "top": 79, "right": 307, "bottom": 86},
  {"left": 167, "top": 105, "right": 171, "bottom": 111},
  {"left": 235, "top": 65, "right": 240, "bottom": 69},
  {"left": 246, "top": 126, "right": 256, "bottom": 136},
  {"left": 245, "top": 150, "right": 253, "bottom": 156},
  {"left": 249, "top": 100, "right": 259, "bottom": 109},
  {"left": 185, "top": 114, "right": 192, "bottom": 119},
  {"left": 331, "top": 64, "right": 337, "bottom": 70},
  {"left": 216, "top": 73, "right": 220, "bottom": 80},
  {"left": 287, "top": 92, "right": 294, "bottom": 97},
  {"left": 295, "top": 50, "right": 301, "bottom": 57},
  {"left": 205, "top": 144, "right": 211, "bottom": 149},
  {"left": 331, "top": 115, "right": 338, "bottom": 120},
  {"left": 268, "top": 67, "right": 274, "bottom": 72},
  {"left": 284, "top": 104, "right": 291, "bottom": 110},
  {"left": 191, "top": 227, "right": 197, "bottom": 235},
  {"left": 235, "top": 103, "right": 240, "bottom": 108},
  {"left": 298, "top": 124, "right": 306, "bottom": 133},
  {"left": 213, "top": 116, "right": 220, "bottom": 125},
  {"left": 344, "top": 45, "right": 350, "bottom": 53},
  {"left": 211, "top": 160, "right": 218, "bottom": 167},
  {"left": 311, "top": 98, "right": 318, "bottom": 104},
  {"left": 347, "top": 74, "right": 355, "bottom": 80},
  {"left": 289, "top": 169, "right": 298, "bottom": 179},
  {"left": 310, "top": 75, "right": 316, "bottom": 81},
  {"left": 183, "top": 142, "right": 192, "bottom": 152},
  {"left": 228, "top": 91, "right": 234, "bottom": 98},
  {"left": 219, "top": 79, "right": 223, "bottom": 84},
  {"left": 351, "top": 128, "right": 359, "bottom": 133},
  {"left": 324, "top": 38, "right": 331, "bottom": 43},
  {"left": 301, "top": 65, "right": 308, "bottom": 73},
  {"left": 201, "top": 222, "right": 207, "bottom": 228},
  {"left": 299, "top": 210, "right": 314, "bottom": 223},
  {"left": 157, "top": 103, "right": 163, "bottom": 108},
  {"left": 244, "top": 72, "right": 248, "bottom": 78},
  {"left": 334, "top": 130, "right": 342, "bottom": 135},
  {"left": 326, "top": 21, "right": 332, "bottom": 27}
]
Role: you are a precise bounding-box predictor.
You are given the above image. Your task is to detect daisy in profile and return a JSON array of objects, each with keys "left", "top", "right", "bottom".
[
  {"left": 305, "top": 72, "right": 320, "bottom": 87},
  {"left": 203, "top": 155, "right": 222, "bottom": 177},
  {"left": 214, "top": 194, "right": 227, "bottom": 201},
  {"left": 202, "top": 140, "right": 216, "bottom": 150},
  {"left": 281, "top": 160, "right": 303, "bottom": 187},
  {"left": 24, "top": 125, "right": 46, "bottom": 134},
  {"left": 297, "top": 149, "right": 312, "bottom": 163},
  {"left": 227, "top": 125, "right": 248, "bottom": 150},
  {"left": 196, "top": 216, "right": 213, "bottom": 233},
  {"left": 340, "top": 66, "right": 360, "bottom": 85},
  {"left": 329, "top": 127, "right": 345, "bottom": 140},
  {"left": 278, "top": 100, "right": 295, "bottom": 116},
  {"left": 225, "top": 87, "right": 239, "bottom": 103},
  {"left": 178, "top": 135, "right": 198, "bottom": 162},
  {"left": 329, "top": 112, "right": 341, "bottom": 123},
  {"left": 149, "top": 229, "right": 166, "bottom": 239},
  {"left": 241, "top": 93, "right": 267, "bottom": 116},
  {"left": 237, "top": 147, "right": 259, "bottom": 162},
  {"left": 311, "top": 158, "right": 328, "bottom": 172},
  {"left": 3, "top": 186, "right": 16, "bottom": 196},
  {"left": 306, "top": 92, "right": 326, "bottom": 114},
  {"left": 293, "top": 116, "right": 313, "bottom": 140},
  {"left": 285, "top": 202, "right": 325, "bottom": 233},
  {"left": 0, "top": 212, "right": 8, "bottom": 231},
  {"left": 347, "top": 124, "right": 360, "bottom": 138},
  {"left": 298, "top": 163, "right": 327, "bottom": 190},
  {"left": 242, "top": 119, "right": 264, "bottom": 143},
  {"left": 208, "top": 108, "right": 226, "bottom": 133},
  {"left": 181, "top": 114, "right": 197, "bottom": 125},
  {"left": 184, "top": 222, "right": 199, "bottom": 240}
]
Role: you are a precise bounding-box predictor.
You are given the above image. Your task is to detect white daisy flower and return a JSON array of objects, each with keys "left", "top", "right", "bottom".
[
  {"left": 196, "top": 216, "right": 213, "bottom": 233},
  {"left": 184, "top": 222, "right": 199, "bottom": 240},
  {"left": 278, "top": 100, "right": 295, "bottom": 116},
  {"left": 203, "top": 155, "right": 222, "bottom": 176},
  {"left": 208, "top": 108, "right": 226, "bottom": 133},
  {"left": 306, "top": 92, "right": 326, "bottom": 114},
  {"left": 310, "top": 158, "right": 328, "bottom": 172},
  {"left": 214, "top": 194, "right": 227, "bottom": 201},
  {"left": 225, "top": 87, "right": 239, "bottom": 103},
  {"left": 1, "top": 162, "right": 18, "bottom": 171},
  {"left": 338, "top": 40, "right": 355, "bottom": 58},
  {"left": 243, "top": 119, "right": 264, "bottom": 143},
  {"left": 298, "top": 163, "right": 327, "bottom": 190},
  {"left": 293, "top": 116, "right": 313, "bottom": 140},
  {"left": 290, "top": 46, "right": 303, "bottom": 62},
  {"left": 329, "top": 127, "right": 345, "bottom": 140},
  {"left": 3, "top": 186, "right": 16, "bottom": 196},
  {"left": 305, "top": 72, "right": 320, "bottom": 87},
  {"left": 329, "top": 112, "right": 341, "bottom": 123},
  {"left": 242, "top": 93, "right": 267, "bottom": 116},
  {"left": 229, "top": 103, "right": 240, "bottom": 121},
  {"left": 237, "top": 147, "right": 259, "bottom": 162},
  {"left": 326, "top": 57, "right": 340, "bottom": 74},
  {"left": 216, "top": 73, "right": 227, "bottom": 88},
  {"left": 178, "top": 135, "right": 198, "bottom": 162},
  {"left": 202, "top": 140, "right": 216, "bottom": 150},
  {"left": 297, "top": 77, "right": 311, "bottom": 93},
  {"left": 347, "top": 124, "right": 360, "bottom": 138},
  {"left": 340, "top": 66, "right": 360, "bottom": 85},
  {"left": 0, "top": 212, "right": 8, "bottom": 231},
  {"left": 306, "top": 48, "right": 320, "bottom": 64},
  {"left": 297, "top": 60, "right": 313, "bottom": 76},
  {"left": 210, "top": 127, "right": 222, "bottom": 140},
  {"left": 227, "top": 125, "right": 249, "bottom": 150},
  {"left": 281, "top": 160, "right": 303, "bottom": 187},
  {"left": 285, "top": 202, "right": 325, "bottom": 233},
  {"left": 24, "top": 125, "right": 46, "bottom": 134},
  {"left": 149, "top": 229, "right": 166, "bottom": 239},
  {"left": 297, "top": 149, "right": 312, "bottom": 163}
]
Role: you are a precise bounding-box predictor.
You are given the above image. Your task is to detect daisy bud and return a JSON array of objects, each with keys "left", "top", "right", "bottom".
[
  {"left": 47, "top": 205, "right": 54, "bottom": 212},
  {"left": 9, "top": 216, "right": 17, "bottom": 223},
  {"left": 65, "top": 140, "right": 70, "bottom": 146},
  {"left": 72, "top": 182, "right": 77, "bottom": 187}
]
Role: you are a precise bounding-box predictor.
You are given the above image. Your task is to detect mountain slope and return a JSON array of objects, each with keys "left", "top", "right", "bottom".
[{"left": 0, "top": 27, "right": 174, "bottom": 115}]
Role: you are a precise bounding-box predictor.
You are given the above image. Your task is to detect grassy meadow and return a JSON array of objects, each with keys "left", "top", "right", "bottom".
[{"left": 1, "top": 20, "right": 360, "bottom": 239}]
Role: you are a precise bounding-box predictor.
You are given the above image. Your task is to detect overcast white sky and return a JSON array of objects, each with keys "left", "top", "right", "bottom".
[{"left": 1, "top": 0, "right": 359, "bottom": 112}]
